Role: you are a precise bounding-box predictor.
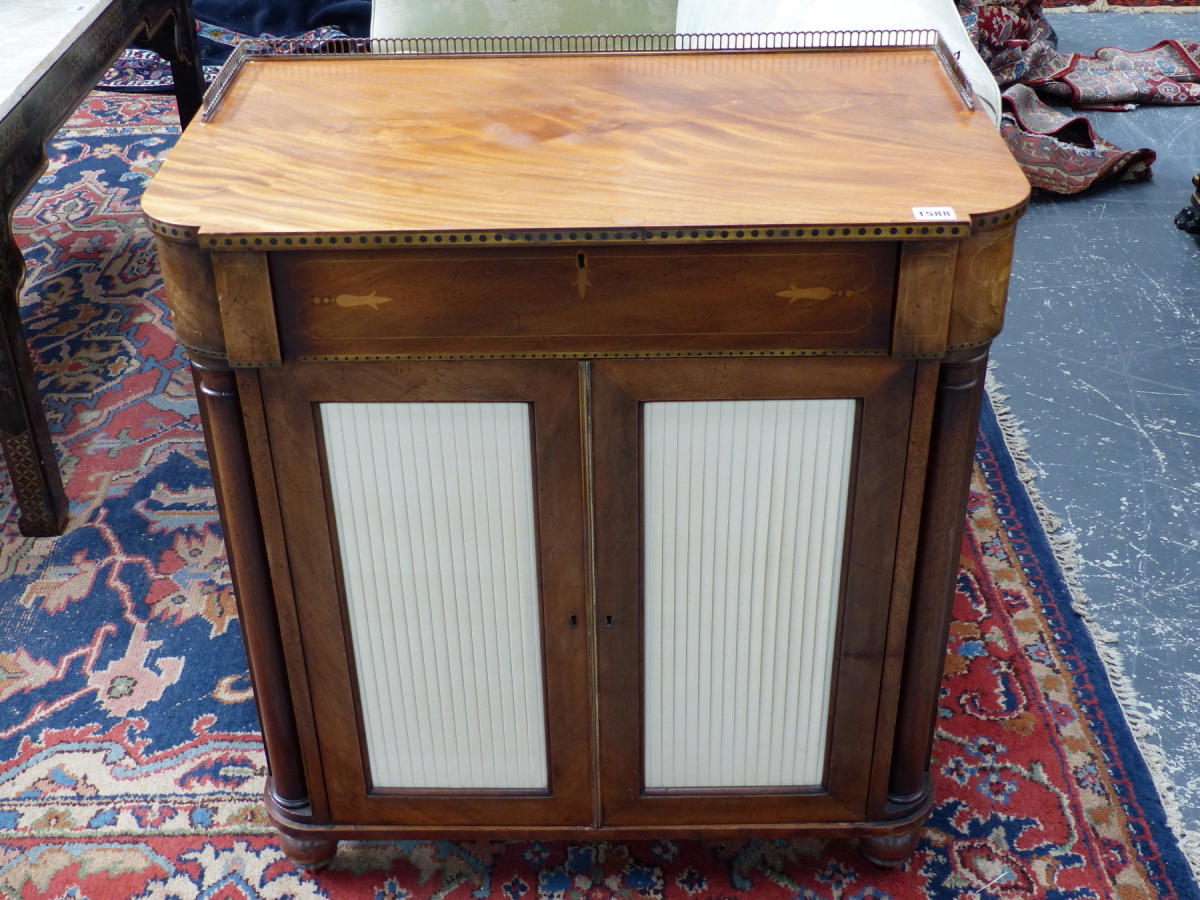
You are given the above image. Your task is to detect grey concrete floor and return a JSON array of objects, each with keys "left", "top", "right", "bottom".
[{"left": 990, "top": 10, "right": 1200, "bottom": 836}]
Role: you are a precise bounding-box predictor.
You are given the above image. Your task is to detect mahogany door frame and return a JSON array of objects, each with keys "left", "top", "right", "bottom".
[
  {"left": 590, "top": 356, "right": 916, "bottom": 825},
  {"left": 257, "top": 359, "right": 593, "bottom": 827}
]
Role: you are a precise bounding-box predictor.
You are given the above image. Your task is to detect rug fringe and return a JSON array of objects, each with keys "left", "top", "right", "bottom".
[
  {"left": 985, "top": 368, "right": 1200, "bottom": 881},
  {"left": 1047, "top": 3, "right": 1200, "bottom": 12}
]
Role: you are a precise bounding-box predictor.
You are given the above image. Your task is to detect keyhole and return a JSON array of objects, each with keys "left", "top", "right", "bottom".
[
  {"left": 577, "top": 252, "right": 587, "bottom": 269},
  {"left": 569, "top": 615, "right": 578, "bottom": 627},
  {"left": 605, "top": 615, "right": 614, "bottom": 627}
]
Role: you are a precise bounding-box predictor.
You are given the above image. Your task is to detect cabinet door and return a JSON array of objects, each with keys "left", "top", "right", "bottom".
[
  {"left": 591, "top": 357, "right": 915, "bottom": 826},
  {"left": 258, "top": 360, "right": 592, "bottom": 826}
]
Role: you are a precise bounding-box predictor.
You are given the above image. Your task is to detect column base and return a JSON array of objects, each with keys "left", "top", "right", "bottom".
[
  {"left": 278, "top": 832, "right": 338, "bottom": 871},
  {"left": 860, "top": 827, "right": 922, "bottom": 868}
]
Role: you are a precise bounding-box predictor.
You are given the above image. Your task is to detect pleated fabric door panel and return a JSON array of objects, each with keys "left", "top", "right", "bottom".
[
  {"left": 642, "top": 398, "right": 855, "bottom": 790},
  {"left": 321, "top": 401, "right": 548, "bottom": 791},
  {"left": 257, "top": 360, "right": 594, "bottom": 827},
  {"left": 592, "top": 357, "right": 916, "bottom": 826}
]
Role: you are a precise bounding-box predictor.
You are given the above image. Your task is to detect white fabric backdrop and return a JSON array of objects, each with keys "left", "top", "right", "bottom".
[
  {"left": 371, "top": 0, "right": 1000, "bottom": 126},
  {"left": 371, "top": 0, "right": 677, "bottom": 41},
  {"left": 675, "top": 0, "right": 1000, "bottom": 125}
]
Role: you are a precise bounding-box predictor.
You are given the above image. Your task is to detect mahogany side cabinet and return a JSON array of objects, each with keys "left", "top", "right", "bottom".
[{"left": 141, "top": 34, "right": 1029, "bottom": 871}]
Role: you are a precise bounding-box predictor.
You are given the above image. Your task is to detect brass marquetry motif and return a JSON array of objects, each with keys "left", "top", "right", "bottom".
[
  {"left": 574, "top": 269, "right": 592, "bottom": 300},
  {"left": 311, "top": 291, "right": 394, "bottom": 310},
  {"left": 776, "top": 286, "right": 856, "bottom": 304}
]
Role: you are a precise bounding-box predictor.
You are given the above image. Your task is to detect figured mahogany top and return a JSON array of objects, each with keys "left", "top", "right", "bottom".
[{"left": 141, "top": 50, "right": 1028, "bottom": 242}]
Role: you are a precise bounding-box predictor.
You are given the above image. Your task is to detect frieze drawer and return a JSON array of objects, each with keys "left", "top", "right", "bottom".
[{"left": 270, "top": 243, "right": 898, "bottom": 360}]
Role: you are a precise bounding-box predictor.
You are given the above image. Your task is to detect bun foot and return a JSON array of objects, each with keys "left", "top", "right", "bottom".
[
  {"left": 861, "top": 829, "right": 921, "bottom": 868},
  {"left": 278, "top": 833, "right": 338, "bottom": 871}
]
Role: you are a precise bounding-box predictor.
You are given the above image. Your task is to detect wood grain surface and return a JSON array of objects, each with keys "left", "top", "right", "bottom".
[
  {"left": 257, "top": 360, "right": 595, "bottom": 828},
  {"left": 141, "top": 51, "right": 1028, "bottom": 240},
  {"left": 271, "top": 243, "right": 898, "bottom": 358},
  {"left": 892, "top": 241, "right": 958, "bottom": 358},
  {"left": 212, "top": 251, "right": 280, "bottom": 365},
  {"left": 591, "top": 356, "right": 915, "bottom": 826}
]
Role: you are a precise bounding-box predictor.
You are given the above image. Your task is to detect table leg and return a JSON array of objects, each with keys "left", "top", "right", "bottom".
[
  {"left": 138, "top": 0, "right": 205, "bottom": 127},
  {"left": 0, "top": 214, "right": 68, "bottom": 536},
  {"left": 0, "top": 0, "right": 210, "bottom": 536}
]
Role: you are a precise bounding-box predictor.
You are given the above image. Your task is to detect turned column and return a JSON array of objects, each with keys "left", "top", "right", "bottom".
[
  {"left": 890, "top": 346, "right": 990, "bottom": 801},
  {"left": 190, "top": 355, "right": 312, "bottom": 813},
  {"left": 860, "top": 346, "right": 988, "bottom": 867},
  {"left": 155, "top": 234, "right": 312, "bottom": 812},
  {"left": 155, "top": 226, "right": 335, "bottom": 869},
  {"left": 189, "top": 354, "right": 337, "bottom": 868}
]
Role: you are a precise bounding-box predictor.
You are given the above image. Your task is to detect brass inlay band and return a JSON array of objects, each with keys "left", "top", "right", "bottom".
[
  {"left": 293, "top": 348, "right": 890, "bottom": 362},
  {"left": 177, "top": 337, "right": 228, "bottom": 361},
  {"left": 150, "top": 210, "right": 1028, "bottom": 247},
  {"left": 202, "top": 30, "right": 974, "bottom": 121},
  {"left": 192, "top": 221, "right": 984, "bottom": 251},
  {"left": 971, "top": 203, "right": 1029, "bottom": 231},
  {"left": 148, "top": 221, "right": 198, "bottom": 241},
  {"left": 311, "top": 292, "right": 394, "bottom": 309},
  {"left": 946, "top": 337, "right": 995, "bottom": 352}
]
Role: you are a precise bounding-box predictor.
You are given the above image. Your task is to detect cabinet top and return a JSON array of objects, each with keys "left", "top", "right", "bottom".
[{"left": 142, "top": 48, "right": 1029, "bottom": 247}]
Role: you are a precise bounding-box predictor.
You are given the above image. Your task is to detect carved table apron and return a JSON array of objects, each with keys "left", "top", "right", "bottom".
[{"left": 0, "top": 0, "right": 203, "bottom": 535}]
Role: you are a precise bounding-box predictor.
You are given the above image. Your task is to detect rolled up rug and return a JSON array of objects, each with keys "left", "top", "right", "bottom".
[
  {"left": 1025, "top": 39, "right": 1200, "bottom": 108},
  {"left": 1000, "top": 82, "right": 1156, "bottom": 192},
  {"left": 957, "top": 0, "right": 1173, "bottom": 193}
]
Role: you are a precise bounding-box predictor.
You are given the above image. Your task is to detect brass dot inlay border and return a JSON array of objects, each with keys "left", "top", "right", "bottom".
[
  {"left": 946, "top": 337, "right": 995, "bottom": 352},
  {"left": 147, "top": 221, "right": 199, "bottom": 241},
  {"left": 195, "top": 223, "right": 970, "bottom": 251},
  {"left": 177, "top": 338, "right": 227, "bottom": 360},
  {"left": 295, "top": 348, "right": 889, "bottom": 362}
]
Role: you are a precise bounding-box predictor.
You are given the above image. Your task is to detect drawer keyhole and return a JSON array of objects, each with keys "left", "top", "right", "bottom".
[
  {"left": 577, "top": 252, "right": 587, "bottom": 269},
  {"left": 605, "top": 615, "right": 614, "bottom": 627},
  {"left": 569, "top": 614, "right": 578, "bottom": 627}
]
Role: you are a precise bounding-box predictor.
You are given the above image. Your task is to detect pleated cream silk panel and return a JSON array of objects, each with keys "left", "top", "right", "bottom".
[
  {"left": 642, "top": 399, "right": 855, "bottom": 788},
  {"left": 321, "top": 402, "right": 548, "bottom": 790}
]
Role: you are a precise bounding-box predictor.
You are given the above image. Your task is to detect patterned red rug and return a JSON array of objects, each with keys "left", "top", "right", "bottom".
[
  {"left": 999, "top": 83, "right": 1157, "bottom": 192},
  {"left": 957, "top": 1, "right": 1200, "bottom": 192},
  {"left": 1046, "top": 2, "right": 1200, "bottom": 7},
  {"left": 0, "top": 93, "right": 1197, "bottom": 899}
]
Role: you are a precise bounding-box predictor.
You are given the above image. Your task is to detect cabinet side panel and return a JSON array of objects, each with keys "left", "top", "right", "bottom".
[
  {"left": 321, "top": 401, "right": 549, "bottom": 790},
  {"left": 643, "top": 399, "right": 855, "bottom": 789}
]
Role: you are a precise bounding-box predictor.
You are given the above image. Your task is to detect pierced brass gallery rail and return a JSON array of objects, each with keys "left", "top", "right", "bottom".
[{"left": 202, "top": 29, "right": 974, "bottom": 122}]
